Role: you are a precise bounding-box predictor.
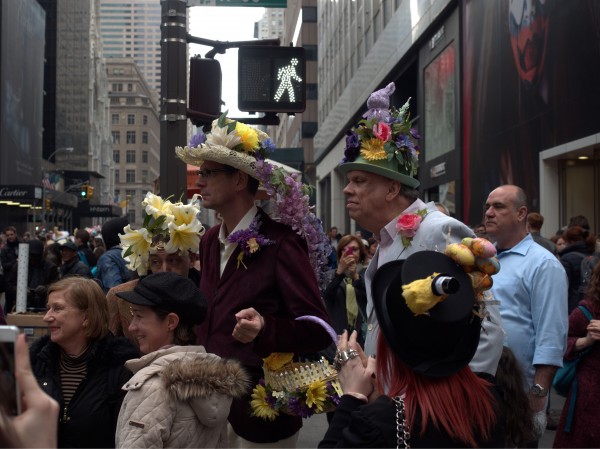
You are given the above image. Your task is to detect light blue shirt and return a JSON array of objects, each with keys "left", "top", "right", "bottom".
[{"left": 493, "top": 233, "right": 568, "bottom": 387}]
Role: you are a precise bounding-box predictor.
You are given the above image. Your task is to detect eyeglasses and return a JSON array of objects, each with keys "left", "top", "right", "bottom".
[{"left": 195, "top": 168, "right": 235, "bottom": 178}]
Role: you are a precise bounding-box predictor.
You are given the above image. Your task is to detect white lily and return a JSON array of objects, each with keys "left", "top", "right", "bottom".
[
  {"left": 119, "top": 225, "right": 152, "bottom": 275},
  {"left": 206, "top": 123, "right": 241, "bottom": 149},
  {"left": 171, "top": 202, "right": 201, "bottom": 227},
  {"left": 164, "top": 221, "right": 202, "bottom": 254}
]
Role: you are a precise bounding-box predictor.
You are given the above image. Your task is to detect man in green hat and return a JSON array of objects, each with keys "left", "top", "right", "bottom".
[{"left": 338, "top": 82, "right": 504, "bottom": 377}]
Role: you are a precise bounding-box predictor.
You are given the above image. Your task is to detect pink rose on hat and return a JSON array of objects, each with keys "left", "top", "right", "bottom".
[{"left": 373, "top": 122, "right": 392, "bottom": 142}]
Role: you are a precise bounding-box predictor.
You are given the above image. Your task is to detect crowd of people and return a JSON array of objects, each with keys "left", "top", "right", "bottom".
[{"left": 0, "top": 83, "right": 598, "bottom": 449}]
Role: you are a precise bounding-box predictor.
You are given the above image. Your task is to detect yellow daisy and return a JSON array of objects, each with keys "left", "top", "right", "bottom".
[
  {"left": 250, "top": 385, "right": 279, "bottom": 421},
  {"left": 305, "top": 379, "right": 327, "bottom": 412},
  {"left": 235, "top": 122, "right": 259, "bottom": 153},
  {"left": 263, "top": 352, "right": 294, "bottom": 371},
  {"left": 360, "top": 138, "right": 387, "bottom": 161}
]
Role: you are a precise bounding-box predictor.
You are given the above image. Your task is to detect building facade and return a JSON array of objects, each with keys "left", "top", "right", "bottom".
[
  {"left": 107, "top": 58, "right": 160, "bottom": 227},
  {"left": 98, "top": 0, "right": 162, "bottom": 100},
  {"left": 314, "top": 0, "right": 600, "bottom": 237}
]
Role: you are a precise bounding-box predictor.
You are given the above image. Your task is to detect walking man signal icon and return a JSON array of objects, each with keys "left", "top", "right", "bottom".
[{"left": 274, "top": 58, "right": 302, "bottom": 103}]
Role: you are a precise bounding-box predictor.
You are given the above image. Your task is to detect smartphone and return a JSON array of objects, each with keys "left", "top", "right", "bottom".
[
  {"left": 0, "top": 325, "right": 21, "bottom": 415},
  {"left": 344, "top": 246, "right": 354, "bottom": 257}
]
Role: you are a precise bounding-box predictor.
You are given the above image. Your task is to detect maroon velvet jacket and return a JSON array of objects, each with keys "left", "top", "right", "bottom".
[{"left": 197, "top": 208, "right": 332, "bottom": 443}]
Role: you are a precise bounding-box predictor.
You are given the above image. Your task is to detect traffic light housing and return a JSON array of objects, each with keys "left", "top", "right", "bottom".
[
  {"left": 238, "top": 46, "right": 306, "bottom": 113},
  {"left": 189, "top": 57, "right": 222, "bottom": 117},
  {"left": 86, "top": 185, "right": 94, "bottom": 199},
  {"left": 81, "top": 184, "right": 88, "bottom": 199}
]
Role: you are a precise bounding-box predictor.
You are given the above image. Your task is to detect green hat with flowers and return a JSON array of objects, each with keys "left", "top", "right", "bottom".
[
  {"left": 338, "top": 82, "right": 421, "bottom": 189},
  {"left": 175, "top": 112, "right": 276, "bottom": 180}
]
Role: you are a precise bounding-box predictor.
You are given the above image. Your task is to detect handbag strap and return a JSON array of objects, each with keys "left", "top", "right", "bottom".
[
  {"left": 393, "top": 396, "right": 411, "bottom": 448},
  {"left": 295, "top": 315, "right": 338, "bottom": 345},
  {"left": 578, "top": 304, "right": 593, "bottom": 321}
]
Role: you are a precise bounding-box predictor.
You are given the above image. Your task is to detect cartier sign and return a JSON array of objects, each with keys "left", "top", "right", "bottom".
[{"left": 0, "top": 185, "right": 34, "bottom": 199}]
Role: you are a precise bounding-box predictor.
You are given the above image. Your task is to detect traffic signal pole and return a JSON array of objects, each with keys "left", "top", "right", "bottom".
[{"left": 160, "top": 0, "right": 188, "bottom": 200}]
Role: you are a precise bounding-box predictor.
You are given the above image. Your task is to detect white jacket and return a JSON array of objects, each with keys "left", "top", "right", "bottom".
[{"left": 116, "top": 346, "right": 249, "bottom": 448}]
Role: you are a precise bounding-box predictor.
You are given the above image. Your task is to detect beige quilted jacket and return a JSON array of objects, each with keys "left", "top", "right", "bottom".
[{"left": 116, "top": 346, "right": 249, "bottom": 448}]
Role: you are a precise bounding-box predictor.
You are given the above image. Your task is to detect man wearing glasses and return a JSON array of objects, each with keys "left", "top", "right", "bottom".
[{"left": 176, "top": 116, "right": 331, "bottom": 448}]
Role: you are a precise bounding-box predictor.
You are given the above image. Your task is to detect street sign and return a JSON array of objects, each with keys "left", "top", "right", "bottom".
[{"left": 189, "top": 0, "right": 286, "bottom": 7}]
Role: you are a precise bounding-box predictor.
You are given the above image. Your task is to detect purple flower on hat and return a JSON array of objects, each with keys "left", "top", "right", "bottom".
[
  {"left": 259, "top": 138, "right": 276, "bottom": 159},
  {"left": 342, "top": 130, "right": 360, "bottom": 163},
  {"left": 410, "top": 127, "right": 421, "bottom": 139},
  {"left": 188, "top": 131, "right": 206, "bottom": 148}
]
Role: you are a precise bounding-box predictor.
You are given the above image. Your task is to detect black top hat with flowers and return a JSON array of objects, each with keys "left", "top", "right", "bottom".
[
  {"left": 372, "top": 251, "right": 482, "bottom": 377},
  {"left": 338, "top": 82, "right": 421, "bottom": 188}
]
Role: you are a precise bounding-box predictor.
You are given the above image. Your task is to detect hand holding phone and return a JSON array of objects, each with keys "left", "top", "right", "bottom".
[{"left": 0, "top": 325, "right": 20, "bottom": 416}]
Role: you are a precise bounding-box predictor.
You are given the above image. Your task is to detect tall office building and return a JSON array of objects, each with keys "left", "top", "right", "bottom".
[
  {"left": 107, "top": 58, "right": 160, "bottom": 227},
  {"left": 98, "top": 0, "right": 161, "bottom": 99}
]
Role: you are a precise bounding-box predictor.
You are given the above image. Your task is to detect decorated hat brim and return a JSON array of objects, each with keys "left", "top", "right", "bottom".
[
  {"left": 372, "top": 253, "right": 481, "bottom": 377},
  {"left": 338, "top": 158, "right": 420, "bottom": 189},
  {"left": 176, "top": 143, "right": 258, "bottom": 179}
]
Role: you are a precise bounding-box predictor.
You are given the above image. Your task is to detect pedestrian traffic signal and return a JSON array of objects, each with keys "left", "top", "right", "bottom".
[
  {"left": 238, "top": 46, "right": 306, "bottom": 113},
  {"left": 189, "top": 56, "right": 222, "bottom": 117}
]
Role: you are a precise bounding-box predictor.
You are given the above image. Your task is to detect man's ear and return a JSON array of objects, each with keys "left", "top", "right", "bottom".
[
  {"left": 517, "top": 205, "right": 528, "bottom": 222},
  {"left": 234, "top": 170, "right": 250, "bottom": 192},
  {"left": 386, "top": 180, "right": 401, "bottom": 201}
]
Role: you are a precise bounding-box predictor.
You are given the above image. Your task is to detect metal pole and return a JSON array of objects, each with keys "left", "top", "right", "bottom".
[{"left": 160, "top": 0, "right": 188, "bottom": 200}]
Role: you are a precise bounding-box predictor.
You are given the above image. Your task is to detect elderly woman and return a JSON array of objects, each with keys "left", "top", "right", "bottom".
[
  {"left": 319, "top": 252, "right": 506, "bottom": 448},
  {"left": 29, "top": 277, "right": 138, "bottom": 448},
  {"left": 115, "top": 272, "right": 249, "bottom": 448}
]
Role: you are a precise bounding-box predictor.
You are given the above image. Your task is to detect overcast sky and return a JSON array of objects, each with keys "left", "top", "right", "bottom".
[{"left": 188, "top": 6, "right": 266, "bottom": 117}]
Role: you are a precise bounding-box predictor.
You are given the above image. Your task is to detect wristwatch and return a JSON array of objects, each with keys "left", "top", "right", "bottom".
[{"left": 530, "top": 383, "right": 548, "bottom": 397}]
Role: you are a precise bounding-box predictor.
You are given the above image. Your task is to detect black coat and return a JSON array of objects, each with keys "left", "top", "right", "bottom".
[
  {"left": 560, "top": 241, "right": 594, "bottom": 313},
  {"left": 0, "top": 240, "right": 19, "bottom": 274},
  {"left": 60, "top": 257, "right": 92, "bottom": 279},
  {"left": 30, "top": 334, "right": 138, "bottom": 448},
  {"left": 5, "top": 259, "right": 59, "bottom": 311},
  {"left": 319, "top": 388, "right": 506, "bottom": 448},
  {"left": 322, "top": 269, "right": 367, "bottom": 361}
]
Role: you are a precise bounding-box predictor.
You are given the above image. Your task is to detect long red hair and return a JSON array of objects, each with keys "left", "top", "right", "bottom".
[{"left": 377, "top": 336, "right": 497, "bottom": 447}]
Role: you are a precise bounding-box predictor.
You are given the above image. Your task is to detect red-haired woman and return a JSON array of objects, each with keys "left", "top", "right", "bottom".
[
  {"left": 553, "top": 260, "right": 600, "bottom": 448},
  {"left": 319, "top": 253, "right": 505, "bottom": 448}
]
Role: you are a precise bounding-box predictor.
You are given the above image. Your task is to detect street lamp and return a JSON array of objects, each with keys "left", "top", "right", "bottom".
[{"left": 41, "top": 147, "right": 74, "bottom": 227}]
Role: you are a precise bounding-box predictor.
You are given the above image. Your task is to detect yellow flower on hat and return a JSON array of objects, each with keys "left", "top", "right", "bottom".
[
  {"left": 250, "top": 384, "right": 279, "bottom": 421},
  {"left": 164, "top": 220, "right": 203, "bottom": 255},
  {"left": 171, "top": 202, "right": 200, "bottom": 227},
  {"left": 305, "top": 379, "right": 328, "bottom": 412},
  {"left": 142, "top": 192, "right": 174, "bottom": 224},
  {"left": 235, "top": 122, "right": 260, "bottom": 153},
  {"left": 119, "top": 225, "right": 152, "bottom": 275},
  {"left": 360, "top": 138, "right": 387, "bottom": 161}
]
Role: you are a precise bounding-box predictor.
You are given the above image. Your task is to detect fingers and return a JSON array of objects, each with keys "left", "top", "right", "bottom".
[
  {"left": 337, "top": 330, "right": 348, "bottom": 352},
  {"left": 348, "top": 330, "right": 368, "bottom": 367},
  {"left": 15, "top": 334, "right": 38, "bottom": 409}
]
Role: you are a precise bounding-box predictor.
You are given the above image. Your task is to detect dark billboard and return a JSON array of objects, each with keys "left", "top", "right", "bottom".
[
  {"left": 0, "top": 0, "right": 45, "bottom": 184},
  {"left": 462, "top": 0, "right": 600, "bottom": 224}
]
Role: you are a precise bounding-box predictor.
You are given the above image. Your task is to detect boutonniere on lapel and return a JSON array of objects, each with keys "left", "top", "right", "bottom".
[
  {"left": 396, "top": 209, "right": 428, "bottom": 248},
  {"left": 227, "top": 216, "right": 275, "bottom": 269}
]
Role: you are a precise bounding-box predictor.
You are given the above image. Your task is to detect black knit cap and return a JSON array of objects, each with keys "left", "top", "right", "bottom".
[
  {"left": 101, "top": 216, "right": 129, "bottom": 249},
  {"left": 116, "top": 272, "right": 207, "bottom": 326}
]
